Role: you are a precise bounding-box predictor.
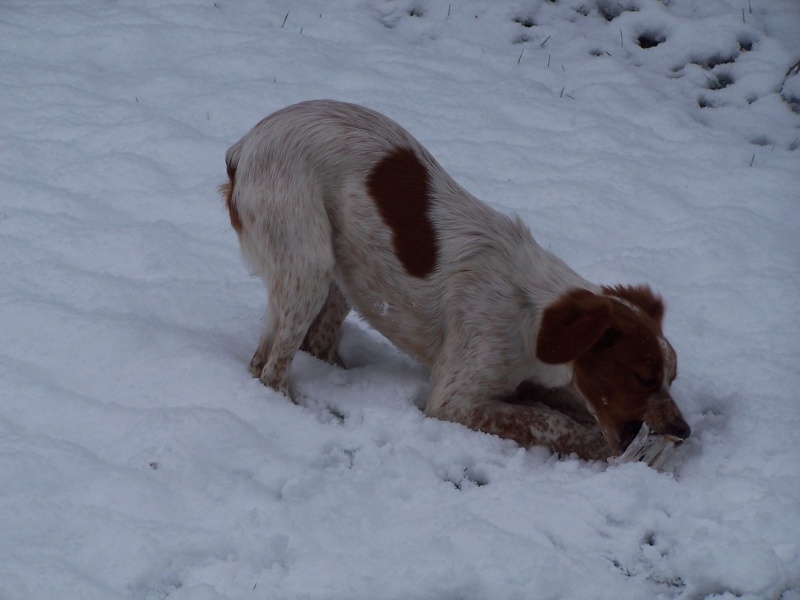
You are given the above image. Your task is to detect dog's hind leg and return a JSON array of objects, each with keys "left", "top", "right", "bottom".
[
  {"left": 239, "top": 175, "right": 336, "bottom": 399},
  {"left": 300, "top": 282, "right": 350, "bottom": 367},
  {"left": 254, "top": 249, "right": 334, "bottom": 398}
]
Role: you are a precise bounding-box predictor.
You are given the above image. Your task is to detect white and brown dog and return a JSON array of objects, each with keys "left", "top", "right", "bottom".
[{"left": 221, "top": 100, "right": 691, "bottom": 461}]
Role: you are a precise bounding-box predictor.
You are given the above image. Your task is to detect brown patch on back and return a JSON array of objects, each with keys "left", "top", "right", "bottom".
[
  {"left": 220, "top": 162, "right": 242, "bottom": 234},
  {"left": 602, "top": 284, "right": 664, "bottom": 327},
  {"left": 366, "top": 147, "right": 438, "bottom": 278}
]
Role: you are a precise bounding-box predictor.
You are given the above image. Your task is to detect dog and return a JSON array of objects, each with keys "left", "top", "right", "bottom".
[{"left": 221, "top": 100, "right": 691, "bottom": 460}]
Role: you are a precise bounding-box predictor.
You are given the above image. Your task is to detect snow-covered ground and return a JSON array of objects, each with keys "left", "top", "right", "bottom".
[{"left": 1, "top": 1, "right": 799, "bottom": 598}]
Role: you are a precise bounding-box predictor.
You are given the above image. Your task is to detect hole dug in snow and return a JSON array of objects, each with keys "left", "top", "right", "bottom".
[
  {"left": 446, "top": 465, "right": 489, "bottom": 490},
  {"left": 597, "top": 0, "right": 638, "bottom": 22},
  {"left": 376, "top": 2, "right": 425, "bottom": 28},
  {"left": 781, "top": 60, "right": 800, "bottom": 114},
  {"left": 705, "top": 71, "right": 735, "bottom": 90},
  {"left": 738, "top": 36, "right": 754, "bottom": 52},
  {"left": 512, "top": 15, "right": 535, "bottom": 28},
  {"left": 698, "top": 96, "right": 717, "bottom": 109},
  {"left": 637, "top": 30, "right": 666, "bottom": 49},
  {"left": 692, "top": 52, "right": 737, "bottom": 70},
  {"left": 750, "top": 135, "right": 773, "bottom": 147}
]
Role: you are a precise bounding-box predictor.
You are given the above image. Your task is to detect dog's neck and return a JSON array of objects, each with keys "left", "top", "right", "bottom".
[{"left": 513, "top": 232, "right": 599, "bottom": 390}]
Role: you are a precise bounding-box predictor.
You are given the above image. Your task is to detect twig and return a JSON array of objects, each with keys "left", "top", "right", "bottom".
[
  {"left": 547, "top": 54, "right": 551, "bottom": 68},
  {"left": 448, "top": 4, "right": 451, "bottom": 17},
  {"left": 540, "top": 35, "right": 551, "bottom": 48},
  {"left": 742, "top": 9, "right": 745, "bottom": 23},
  {"left": 518, "top": 47, "right": 525, "bottom": 64},
  {"left": 749, "top": 152, "right": 755, "bottom": 167},
  {"left": 282, "top": 11, "right": 289, "bottom": 27},
  {"left": 620, "top": 29, "right": 624, "bottom": 47}
]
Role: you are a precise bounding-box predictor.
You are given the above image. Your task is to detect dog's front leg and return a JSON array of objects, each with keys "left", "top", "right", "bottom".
[
  {"left": 512, "top": 381, "right": 598, "bottom": 430},
  {"left": 426, "top": 374, "right": 611, "bottom": 461}
]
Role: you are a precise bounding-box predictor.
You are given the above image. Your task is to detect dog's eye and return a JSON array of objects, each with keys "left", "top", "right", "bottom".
[{"left": 635, "top": 373, "right": 659, "bottom": 390}]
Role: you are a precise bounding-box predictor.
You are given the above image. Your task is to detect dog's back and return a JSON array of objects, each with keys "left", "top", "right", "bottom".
[{"left": 225, "top": 100, "right": 573, "bottom": 370}]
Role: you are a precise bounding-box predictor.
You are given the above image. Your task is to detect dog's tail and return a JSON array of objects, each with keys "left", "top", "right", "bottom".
[{"left": 220, "top": 142, "right": 243, "bottom": 233}]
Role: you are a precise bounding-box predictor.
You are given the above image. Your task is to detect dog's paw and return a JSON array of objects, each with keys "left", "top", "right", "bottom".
[
  {"left": 611, "top": 423, "right": 683, "bottom": 473},
  {"left": 249, "top": 352, "right": 267, "bottom": 377},
  {"left": 259, "top": 371, "right": 292, "bottom": 400}
]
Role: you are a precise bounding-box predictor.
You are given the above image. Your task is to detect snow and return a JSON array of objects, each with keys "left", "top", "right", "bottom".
[{"left": 1, "top": 0, "right": 799, "bottom": 598}]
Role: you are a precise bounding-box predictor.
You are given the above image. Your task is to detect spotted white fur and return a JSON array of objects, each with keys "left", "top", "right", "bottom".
[{"left": 223, "top": 100, "right": 690, "bottom": 461}]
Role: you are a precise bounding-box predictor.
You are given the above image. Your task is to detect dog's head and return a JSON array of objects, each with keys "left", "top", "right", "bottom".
[{"left": 536, "top": 285, "right": 691, "bottom": 455}]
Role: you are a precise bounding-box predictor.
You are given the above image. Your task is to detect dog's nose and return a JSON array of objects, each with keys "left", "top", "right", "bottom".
[{"left": 667, "top": 418, "right": 691, "bottom": 440}]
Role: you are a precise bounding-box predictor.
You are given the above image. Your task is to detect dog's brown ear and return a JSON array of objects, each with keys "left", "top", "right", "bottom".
[
  {"left": 601, "top": 284, "right": 664, "bottom": 327},
  {"left": 536, "top": 290, "right": 614, "bottom": 364}
]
